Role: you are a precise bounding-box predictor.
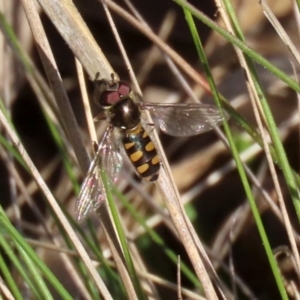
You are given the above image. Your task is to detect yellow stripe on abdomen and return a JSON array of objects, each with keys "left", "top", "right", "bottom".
[
  {"left": 130, "top": 150, "right": 143, "bottom": 162},
  {"left": 145, "top": 141, "right": 155, "bottom": 152},
  {"left": 137, "top": 163, "right": 150, "bottom": 175},
  {"left": 124, "top": 142, "right": 135, "bottom": 149},
  {"left": 123, "top": 124, "right": 160, "bottom": 181},
  {"left": 151, "top": 155, "right": 160, "bottom": 165}
]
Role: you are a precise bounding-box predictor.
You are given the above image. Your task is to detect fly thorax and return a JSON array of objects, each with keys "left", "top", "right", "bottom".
[{"left": 110, "top": 98, "right": 141, "bottom": 129}]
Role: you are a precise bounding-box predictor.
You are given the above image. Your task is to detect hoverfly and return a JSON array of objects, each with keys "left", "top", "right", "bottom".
[{"left": 75, "top": 79, "right": 228, "bottom": 221}]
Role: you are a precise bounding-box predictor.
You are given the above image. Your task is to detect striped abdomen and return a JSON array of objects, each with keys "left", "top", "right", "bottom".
[{"left": 123, "top": 123, "right": 160, "bottom": 181}]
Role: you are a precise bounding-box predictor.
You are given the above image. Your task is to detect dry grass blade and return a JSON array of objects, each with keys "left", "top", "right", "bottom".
[
  {"left": 0, "top": 278, "right": 15, "bottom": 300},
  {"left": 37, "top": 0, "right": 115, "bottom": 81},
  {"left": 139, "top": 271, "right": 207, "bottom": 300},
  {"left": 105, "top": 232, "right": 139, "bottom": 300},
  {"left": 97, "top": 204, "right": 141, "bottom": 300},
  {"left": 177, "top": 256, "right": 182, "bottom": 300},
  {"left": 22, "top": 0, "right": 90, "bottom": 174},
  {"left": 0, "top": 108, "right": 113, "bottom": 299},
  {"left": 3, "top": 0, "right": 299, "bottom": 298},
  {"left": 26, "top": 1, "right": 142, "bottom": 297},
  {"left": 75, "top": 58, "right": 98, "bottom": 142},
  {"left": 213, "top": 0, "right": 299, "bottom": 296},
  {"left": 136, "top": 11, "right": 177, "bottom": 85},
  {"left": 104, "top": 0, "right": 210, "bottom": 90},
  {"left": 102, "top": 1, "right": 221, "bottom": 298},
  {"left": 258, "top": 0, "right": 300, "bottom": 64},
  {"left": 220, "top": 0, "right": 300, "bottom": 280},
  {"left": 156, "top": 169, "right": 220, "bottom": 299}
]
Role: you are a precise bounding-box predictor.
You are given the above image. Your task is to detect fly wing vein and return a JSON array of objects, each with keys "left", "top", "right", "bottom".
[
  {"left": 76, "top": 127, "right": 122, "bottom": 221},
  {"left": 143, "top": 103, "right": 227, "bottom": 137}
]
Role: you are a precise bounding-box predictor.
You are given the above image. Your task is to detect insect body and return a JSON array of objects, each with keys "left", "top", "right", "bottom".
[
  {"left": 123, "top": 122, "right": 160, "bottom": 181},
  {"left": 100, "top": 85, "right": 160, "bottom": 182},
  {"left": 75, "top": 80, "right": 228, "bottom": 221}
]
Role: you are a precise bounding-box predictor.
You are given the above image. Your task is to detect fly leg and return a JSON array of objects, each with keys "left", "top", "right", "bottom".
[{"left": 92, "top": 141, "right": 98, "bottom": 156}]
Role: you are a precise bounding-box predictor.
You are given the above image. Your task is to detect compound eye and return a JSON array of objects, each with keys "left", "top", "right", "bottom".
[
  {"left": 99, "top": 90, "right": 121, "bottom": 107},
  {"left": 117, "top": 82, "right": 131, "bottom": 97},
  {"left": 97, "top": 81, "right": 132, "bottom": 107}
]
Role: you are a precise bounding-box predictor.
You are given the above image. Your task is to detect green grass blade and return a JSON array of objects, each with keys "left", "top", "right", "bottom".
[
  {"left": 17, "top": 245, "right": 54, "bottom": 300},
  {"left": 87, "top": 220, "right": 126, "bottom": 298},
  {"left": 102, "top": 171, "right": 147, "bottom": 300},
  {"left": 0, "top": 241, "right": 27, "bottom": 300},
  {"left": 113, "top": 186, "right": 202, "bottom": 290},
  {"left": 222, "top": 0, "right": 300, "bottom": 220},
  {"left": 173, "top": 0, "right": 300, "bottom": 93},
  {"left": 181, "top": 6, "right": 289, "bottom": 299},
  {"left": 0, "top": 11, "right": 33, "bottom": 73},
  {"left": 0, "top": 206, "right": 73, "bottom": 300}
]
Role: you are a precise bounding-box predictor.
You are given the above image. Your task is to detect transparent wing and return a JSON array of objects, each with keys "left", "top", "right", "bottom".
[
  {"left": 75, "top": 127, "right": 122, "bottom": 221},
  {"left": 141, "top": 103, "right": 228, "bottom": 137}
]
